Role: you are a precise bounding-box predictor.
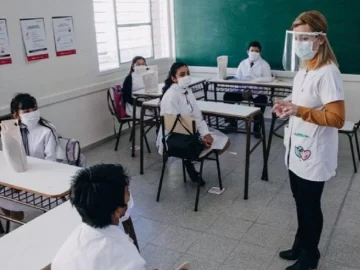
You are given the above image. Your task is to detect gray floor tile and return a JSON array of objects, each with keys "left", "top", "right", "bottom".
[
  {"left": 235, "top": 187, "right": 277, "bottom": 206},
  {"left": 142, "top": 202, "right": 191, "bottom": 224},
  {"left": 175, "top": 210, "right": 218, "bottom": 232},
  {"left": 172, "top": 254, "right": 221, "bottom": 270},
  {"left": 151, "top": 225, "right": 203, "bottom": 252},
  {"left": 320, "top": 262, "right": 358, "bottom": 270},
  {"left": 141, "top": 244, "right": 183, "bottom": 270},
  {"left": 268, "top": 193, "right": 296, "bottom": 211},
  {"left": 186, "top": 233, "right": 239, "bottom": 263},
  {"left": 133, "top": 217, "right": 169, "bottom": 243},
  {"left": 225, "top": 242, "right": 277, "bottom": 270},
  {"left": 206, "top": 215, "right": 253, "bottom": 240},
  {"left": 223, "top": 200, "right": 266, "bottom": 222},
  {"left": 241, "top": 223, "right": 289, "bottom": 251},
  {"left": 257, "top": 207, "right": 297, "bottom": 230}
]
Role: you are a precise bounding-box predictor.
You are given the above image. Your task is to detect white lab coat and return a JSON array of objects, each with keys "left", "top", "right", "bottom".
[
  {"left": 235, "top": 57, "right": 272, "bottom": 80},
  {"left": 25, "top": 123, "right": 57, "bottom": 161},
  {"left": 233, "top": 57, "right": 272, "bottom": 95},
  {"left": 284, "top": 63, "right": 344, "bottom": 182},
  {"left": 157, "top": 83, "right": 228, "bottom": 154},
  {"left": 52, "top": 223, "right": 146, "bottom": 270}
]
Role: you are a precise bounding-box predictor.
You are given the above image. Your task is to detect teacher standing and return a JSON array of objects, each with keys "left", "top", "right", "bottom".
[{"left": 273, "top": 11, "right": 345, "bottom": 270}]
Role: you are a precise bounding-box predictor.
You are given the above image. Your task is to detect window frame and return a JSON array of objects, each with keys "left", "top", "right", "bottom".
[{"left": 94, "top": 0, "right": 173, "bottom": 75}]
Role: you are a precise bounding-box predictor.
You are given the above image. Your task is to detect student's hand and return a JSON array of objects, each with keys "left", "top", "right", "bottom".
[{"left": 203, "top": 134, "right": 214, "bottom": 148}]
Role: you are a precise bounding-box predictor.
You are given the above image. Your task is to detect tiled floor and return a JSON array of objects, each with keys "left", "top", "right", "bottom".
[{"left": 2, "top": 122, "right": 360, "bottom": 270}]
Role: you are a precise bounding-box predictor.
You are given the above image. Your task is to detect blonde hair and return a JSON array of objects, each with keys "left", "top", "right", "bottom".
[{"left": 292, "top": 10, "right": 338, "bottom": 69}]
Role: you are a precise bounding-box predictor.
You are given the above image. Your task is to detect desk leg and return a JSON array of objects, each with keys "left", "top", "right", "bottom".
[
  {"left": 266, "top": 113, "right": 277, "bottom": 161},
  {"left": 244, "top": 118, "right": 252, "bottom": 200},
  {"left": 131, "top": 98, "right": 138, "bottom": 157},
  {"left": 260, "top": 113, "right": 269, "bottom": 181},
  {"left": 204, "top": 82, "right": 208, "bottom": 101},
  {"left": 140, "top": 105, "right": 145, "bottom": 175}
]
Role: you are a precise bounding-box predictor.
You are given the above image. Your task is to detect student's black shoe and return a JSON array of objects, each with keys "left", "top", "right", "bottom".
[
  {"left": 279, "top": 237, "right": 302, "bottom": 261},
  {"left": 286, "top": 250, "right": 320, "bottom": 270},
  {"left": 184, "top": 161, "right": 206, "bottom": 186}
]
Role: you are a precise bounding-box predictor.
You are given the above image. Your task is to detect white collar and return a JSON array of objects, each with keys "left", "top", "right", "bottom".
[
  {"left": 82, "top": 223, "right": 127, "bottom": 239},
  {"left": 248, "top": 57, "right": 262, "bottom": 64},
  {"left": 172, "top": 83, "right": 190, "bottom": 94}
]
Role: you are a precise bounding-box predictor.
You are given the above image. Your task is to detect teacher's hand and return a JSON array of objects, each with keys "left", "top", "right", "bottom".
[{"left": 272, "top": 99, "right": 298, "bottom": 118}]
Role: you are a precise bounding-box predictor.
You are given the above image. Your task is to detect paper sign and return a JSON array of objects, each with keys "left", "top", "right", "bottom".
[
  {"left": 20, "top": 18, "right": 49, "bottom": 62},
  {"left": 208, "top": 187, "right": 225, "bottom": 195},
  {"left": 0, "top": 19, "right": 12, "bottom": 65},
  {"left": 52, "top": 16, "right": 76, "bottom": 57}
]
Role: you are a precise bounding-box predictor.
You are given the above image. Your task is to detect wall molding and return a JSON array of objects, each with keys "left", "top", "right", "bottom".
[
  {"left": 189, "top": 66, "right": 360, "bottom": 82},
  {"left": 0, "top": 66, "right": 170, "bottom": 116}
]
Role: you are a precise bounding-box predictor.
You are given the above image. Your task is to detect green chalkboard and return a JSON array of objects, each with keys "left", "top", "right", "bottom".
[{"left": 174, "top": 0, "right": 360, "bottom": 74}]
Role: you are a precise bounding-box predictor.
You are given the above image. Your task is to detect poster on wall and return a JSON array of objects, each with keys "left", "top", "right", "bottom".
[
  {"left": 0, "top": 19, "right": 12, "bottom": 65},
  {"left": 52, "top": 16, "right": 76, "bottom": 57},
  {"left": 20, "top": 18, "right": 49, "bottom": 62}
]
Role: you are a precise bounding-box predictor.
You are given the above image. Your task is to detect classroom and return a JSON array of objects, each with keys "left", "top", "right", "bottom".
[{"left": 1, "top": 0, "right": 360, "bottom": 269}]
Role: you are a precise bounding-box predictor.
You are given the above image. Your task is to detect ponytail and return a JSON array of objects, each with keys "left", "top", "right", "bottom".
[{"left": 161, "top": 62, "right": 188, "bottom": 100}]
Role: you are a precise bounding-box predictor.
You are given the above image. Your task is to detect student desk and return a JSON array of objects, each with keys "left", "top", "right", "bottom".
[
  {"left": 0, "top": 152, "right": 80, "bottom": 228},
  {"left": 131, "top": 77, "right": 209, "bottom": 157},
  {"left": 139, "top": 100, "right": 269, "bottom": 200},
  {"left": 0, "top": 201, "right": 139, "bottom": 270},
  {"left": 205, "top": 78, "right": 293, "bottom": 161}
]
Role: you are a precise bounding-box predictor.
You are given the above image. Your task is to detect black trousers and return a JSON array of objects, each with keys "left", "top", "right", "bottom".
[
  {"left": 289, "top": 170, "right": 324, "bottom": 255},
  {"left": 223, "top": 92, "right": 267, "bottom": 123}
]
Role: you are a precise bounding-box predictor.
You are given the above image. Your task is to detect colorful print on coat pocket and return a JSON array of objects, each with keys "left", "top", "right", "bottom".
[{"left": 295, "top": 146, "right": 311, "bottom": 161}]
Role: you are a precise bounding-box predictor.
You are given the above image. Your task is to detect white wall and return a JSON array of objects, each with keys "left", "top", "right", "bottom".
[
  {"left": 0, "top": 0, "right": 173, "bottom": 147},
  {"left": 190, "top": 66, "right": 360, "bottom": 123}
]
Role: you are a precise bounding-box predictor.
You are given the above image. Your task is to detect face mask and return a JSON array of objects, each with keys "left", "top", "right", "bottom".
[
  {"left": 294, "top": 40, "right": 316, "bottom": 60},
  {"left": 119, "top": 193, "right": 134, "bottom": 223},
  {"left": 134, "top": 65, "right": 145, "bottom": 73},
  {"left": 178, "top": 76, "right": 192, "bottom": 89},
  {"left": 248, "top": 52, "right": 260, "bottom": 62},
  {"left": 20, "top": 110, "right": 40, "bottom": 129}
]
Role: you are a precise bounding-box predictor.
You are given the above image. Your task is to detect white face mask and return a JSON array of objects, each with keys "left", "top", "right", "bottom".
[
  {"left": 294, "top": 40, "right": 316, "bottom": 60},
  {"left": 134, "top": 65, "right": 145, "bottom": 73},
  {"left": 119, "top": 193, "right": 134, "bottom": 223},
  {"left": 248, "top": 51, "right": 260, "bottom": 62},
  {"left": 20, "top": 110, "right": 40, "bottom": 129},
  {"left": 178, "top": 76, "right": 192, "bottom": 89}
]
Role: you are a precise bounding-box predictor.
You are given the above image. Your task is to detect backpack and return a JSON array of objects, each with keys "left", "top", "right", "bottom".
[
  {"left": 57, "top": 137, "right": 86, "bottom": 168},
  {"left": 110, "top": 85, "right": 127, "bottom": 119}
]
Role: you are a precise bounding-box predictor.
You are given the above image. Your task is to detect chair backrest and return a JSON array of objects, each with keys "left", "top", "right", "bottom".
[
  {"left": 56, "top": 137, "right": 85, "bottom": 167},
  {"left": 162, "top": 114, "right": 195, "bottom": 135},
  {"left": 107, "top": 85, "right": 127, "bottom": 120}
]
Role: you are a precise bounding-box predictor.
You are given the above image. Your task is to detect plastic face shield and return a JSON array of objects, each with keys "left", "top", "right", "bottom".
[{"left": 282, "top": 30, "right": 326, "bottom": 71}]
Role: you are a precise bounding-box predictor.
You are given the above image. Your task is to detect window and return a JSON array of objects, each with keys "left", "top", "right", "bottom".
[{"left": 93, "top": 0, "right": 171, "bottom": 72}]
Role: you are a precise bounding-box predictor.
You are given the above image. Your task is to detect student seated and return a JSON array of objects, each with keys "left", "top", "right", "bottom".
[
  {"left": 0, "top": 93, "right": 58, "bottom": 222},
  {"left": 223, "top": 41, "right": 271, "bottom": 137},
  {"left": 51, "top": 164, "right": 188, "bottom": 270},
  {"left": 157, "top": 62, "right": 230, "bottom": 185},
  {"left": 122, "top": 56, "right": 148, "bottom": 119}
]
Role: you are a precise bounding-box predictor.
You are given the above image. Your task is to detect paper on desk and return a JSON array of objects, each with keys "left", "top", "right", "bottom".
[{"left": 210, "top": 133, "right": 228, "bottom": 150}]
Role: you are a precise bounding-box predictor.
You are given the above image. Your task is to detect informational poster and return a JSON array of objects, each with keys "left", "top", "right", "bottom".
[
  {"left": 0, "top": 19, "right": 12, "bottom": 65},
  {"left": 20, "top": 18, "right": 49, "bottom": 61},
  {"left": 52, "top": 16, "right": 76, "bottom": 57}
]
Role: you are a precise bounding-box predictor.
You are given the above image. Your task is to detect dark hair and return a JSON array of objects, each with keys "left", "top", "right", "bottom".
[
  {"left": 248, "top": 41, "right": 262, "bottom": 52},
  {"left": 129, "top": 56, "right": 146, "bottom": 74},
  {"left": 70, "top": 164, "right": 130, "bottom": 228},
  {"left": 162, "top": 62, "right": 188, "bottom": 98},
  {"left": 10, "top": 93, "right": 57, "bottom": 139}
]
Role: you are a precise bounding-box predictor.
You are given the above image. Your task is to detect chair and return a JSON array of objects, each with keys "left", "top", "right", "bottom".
[
  {"left": 107, "top": 87, "right": 155, "bottom": 152},
  {"left": 339, "top": 120, "right": 360, "bottom": 173},
  {"left": 157, "top": 114, "right": 223, "bottom": 212}
]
